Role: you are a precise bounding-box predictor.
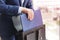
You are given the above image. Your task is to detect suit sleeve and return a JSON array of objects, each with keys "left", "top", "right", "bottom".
[
  {"left": 0, "top": 0, "right": 19, "bottom": 16},
  {"left": 26, "top": 0, "right": 33, "bottom": 9}
]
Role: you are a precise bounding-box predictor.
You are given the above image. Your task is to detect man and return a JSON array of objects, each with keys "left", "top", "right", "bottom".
[{"left": 0, "top": 0, "right": 34, "bottom": 40}]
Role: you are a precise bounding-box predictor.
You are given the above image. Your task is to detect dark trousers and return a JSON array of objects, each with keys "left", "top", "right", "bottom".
[
  {"left": 0, "top": 35, "right": 15, "bottom": 40},
  {"left": 15, "top": 30, "right": 23, "bottom": 40}
]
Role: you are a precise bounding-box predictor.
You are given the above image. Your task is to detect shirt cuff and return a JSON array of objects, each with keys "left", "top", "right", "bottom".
[{"left": 18, "top": 7, "right": 23, "bottom": 14}]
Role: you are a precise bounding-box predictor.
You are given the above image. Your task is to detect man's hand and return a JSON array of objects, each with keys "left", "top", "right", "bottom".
[
  {"left": 26, "top": 9, "right": 34, "bottom": 20},
  {"left": 21, "top": 7, "right": 34, "bottom": 21}
]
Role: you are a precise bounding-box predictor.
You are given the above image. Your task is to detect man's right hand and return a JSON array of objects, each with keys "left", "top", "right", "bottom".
[{"left": 21, "top": 7, "right": 34, "bottom": 21}]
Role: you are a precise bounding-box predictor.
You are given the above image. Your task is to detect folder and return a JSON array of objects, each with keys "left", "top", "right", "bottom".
[{"left": 20, "top": 9, "right": 43, "bottom": 32}]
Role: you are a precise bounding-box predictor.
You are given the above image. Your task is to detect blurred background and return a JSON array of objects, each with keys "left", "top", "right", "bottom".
[{"left": 32, "top": 0, "right": 60, "bottom": 40}]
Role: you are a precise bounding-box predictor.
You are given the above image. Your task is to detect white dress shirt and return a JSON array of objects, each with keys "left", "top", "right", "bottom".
[
  {"left": 12, "top": 0, "right": 25, "bottom": 31},
  {"left": 18, "top": 0, "right": 24, "bottom": 13},
  {"left": 22, "top": 0, "right": 24, "bottom": 4}
]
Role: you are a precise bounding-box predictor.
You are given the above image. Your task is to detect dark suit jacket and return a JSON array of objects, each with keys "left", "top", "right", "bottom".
[{"left": 0, "top": 0, "right": 32, "bottom": 37}]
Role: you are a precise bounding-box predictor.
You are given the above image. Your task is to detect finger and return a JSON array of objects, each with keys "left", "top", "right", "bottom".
[
  {"left": 30, "top": 13, "right": 33, "bottom": 20},
  {"left": 28, "top": 14, "right": 30, "bottom": 20},
  {"left": 31, "top": 12, "right": 33, "bottom": 20},
  {"left": 29, "top": 13, "right": 32, "bottom": 20},
  {"left": 28, "top": 13, "right": 31, "bottom": 20}
]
